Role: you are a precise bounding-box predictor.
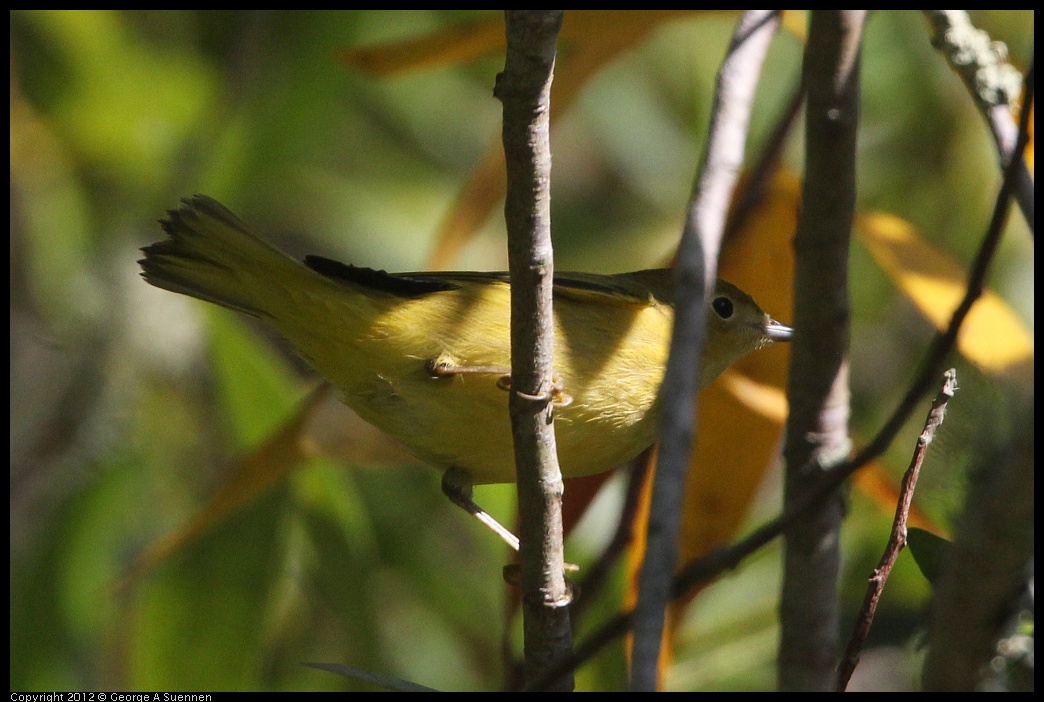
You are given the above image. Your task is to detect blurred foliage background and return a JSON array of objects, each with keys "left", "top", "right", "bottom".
[{"left": 10, "top": 10, "right": 1033, "bottom": 691}]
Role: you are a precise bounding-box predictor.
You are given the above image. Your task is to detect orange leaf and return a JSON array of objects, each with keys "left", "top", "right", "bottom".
[{"left": 340, "top": 15, "right": 505, "bottom": 76}]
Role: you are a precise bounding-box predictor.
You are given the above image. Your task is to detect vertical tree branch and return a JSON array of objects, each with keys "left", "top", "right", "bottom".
[
  {"left": 630, "top": 10, "right": 781, "bottom": 691},
  {"left": 779, "top": 10, "right": 864, "bottom": 691},
  {"left": 496, "top": 9, "right": 572, "bottom": 691}
]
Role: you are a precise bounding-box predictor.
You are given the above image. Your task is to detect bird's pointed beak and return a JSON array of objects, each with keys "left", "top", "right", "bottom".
[{"left": 763, "top": 318, "right": 793, "bottom": 343}]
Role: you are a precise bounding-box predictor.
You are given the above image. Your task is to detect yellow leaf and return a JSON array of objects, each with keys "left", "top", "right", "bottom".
[{"left": 857, "top": 211, "right": 1033, "bottom": 376}]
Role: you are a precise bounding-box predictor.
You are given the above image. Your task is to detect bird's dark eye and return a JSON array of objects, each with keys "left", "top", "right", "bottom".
[{"left": 712, "top": 296, "right": 734, "bottom": 320}]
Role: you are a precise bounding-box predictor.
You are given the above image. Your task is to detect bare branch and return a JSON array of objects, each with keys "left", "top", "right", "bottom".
[
  {"left": 630, "top": 9, "right": 781, "bottom": 691},
  {"left": 836, "top": 370, "right": 958, "bottom": 690},
  {"left": 779, "top": 10, "right": 864, "bottom": 691},
  {"left": 496, "top": 9, "right": 573, "bottom": 691}
]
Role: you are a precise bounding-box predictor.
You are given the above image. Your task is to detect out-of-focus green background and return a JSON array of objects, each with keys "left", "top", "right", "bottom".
[{"left": 10, "top": 10, "right": 1033, "bottom": 691}]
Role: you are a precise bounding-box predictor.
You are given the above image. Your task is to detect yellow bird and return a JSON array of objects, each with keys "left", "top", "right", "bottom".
[{"left": 140, "top": 195, "right": 791, "bottom": 548}]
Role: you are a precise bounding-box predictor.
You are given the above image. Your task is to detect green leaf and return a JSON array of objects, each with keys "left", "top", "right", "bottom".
[{"left": 907, "top": 527, "right": 954, "bottom": 585}]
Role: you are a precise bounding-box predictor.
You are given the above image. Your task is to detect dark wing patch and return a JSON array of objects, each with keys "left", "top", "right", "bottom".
[
  {"left": 304, "top": 255, "right": 461, "bottom": 298},
  {"left": 304, "top": 257, "right": 672, "bottom": 308},
  {"left": 551, "top": 270, "right": 673, "bottom": 307}
]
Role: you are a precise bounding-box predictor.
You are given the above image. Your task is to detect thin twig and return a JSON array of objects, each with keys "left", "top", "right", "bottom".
[
  {"left": 836, "top": 369, "right": 958, "bottom": 691},
  {"left": 630, "top": 10, "right": 781, "bottom": 691}
]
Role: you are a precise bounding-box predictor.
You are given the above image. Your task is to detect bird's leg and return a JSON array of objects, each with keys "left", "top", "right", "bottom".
[
  {"left": 441, "top": 467, "right": 580, "bottom": 573},
  {"left": 441, "top": 467, "right": 519, "bottom": 552},
  {"left": 426, "top": 356, "right": 510, "bottom": 380},
  {"left": 495, "top": 373, "right": 573, "bottom": 407},
  {"left": 426, "top": 356, "right": 573, "bottom": 407}
]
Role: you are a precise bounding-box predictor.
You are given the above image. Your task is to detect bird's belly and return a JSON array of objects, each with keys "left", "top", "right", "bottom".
[{"left": 341, "top": 358, "right": 664, "bottom": 485}]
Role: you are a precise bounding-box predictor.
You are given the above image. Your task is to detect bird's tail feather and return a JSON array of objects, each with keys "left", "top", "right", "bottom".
[{"left": 140, "top": 194, "right": 319, "bottom": 320}]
